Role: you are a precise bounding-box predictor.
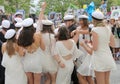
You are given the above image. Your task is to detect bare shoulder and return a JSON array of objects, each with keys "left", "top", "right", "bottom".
[
  {"left": 2, "top": 43, "right": 7, "bottom": 53},
  {"left": 34, "top": 32, "right": 42, "bottom": 37}
]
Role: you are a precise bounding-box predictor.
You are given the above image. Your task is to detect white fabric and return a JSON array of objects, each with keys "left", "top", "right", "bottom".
[
  {"left": 5, "top": 29, "right": 16, "bottom": 39},
  {"left": 42, "top": 20, "right": 53, "bottom": 25},
  {"left": 54, "top": 40, "right": 83, "bottom": 84},
  {"left": 77, "top": 30, "right": 94, "bottom": 76},
  {"left": 22, "top": 18, "right": 33, "bottom": 27},
  {"left": 1, "top": 20, "right": 10, "bottom": 28},
  {"left": 15, "top": 22, "right": 22, "bottom": 28},
  {"left": 91, "top": 27, "right": 117, "bottom": 72},
  {"left": 64, "top": 15, "right": 74, "bottom": 20},
  {"left": 15, "top": 12, "right": 23, "bottom": 16},
  {"left": 92, "top": 11, "right": 104, "bottom": 20},
  {"left": 2, "top": 52, "right": 27, "bottom": 84},
  {"left": 78, "top": 15, "right": 88, "bottom": 19},
  {"left": 77, "top": 55, "right": 94, "bottom": 77},
  {"left": 114, "top": 38, "right": 120, "bottom": 48},
  {"left": 22, "top": 48, "right": 43, "bottom": 73},
  {"left": 78, "top": 33, "right": 91, "bottom": 62},
  {"left": 40, "top": 33, "right": 58, "bottom": 73},
  {"left": 14, "top": 18, "right": 23, "bottom": 22}
]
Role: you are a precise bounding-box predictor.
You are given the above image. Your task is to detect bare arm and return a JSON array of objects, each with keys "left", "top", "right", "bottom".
[
  {"left": 80, "top": 42, "right": 92, "bottom": 55},
  {"left": 39, "top": 33, "right": 45, "bottom": 51},
  {"left": 39, "top": 2, "right": 46, "bottom": 20},
  {"left": 91, "top": 31, "right": 98, "bottom": 51},
  {"left": 109, "top": 33, "right": 115, "bottom": 48}
]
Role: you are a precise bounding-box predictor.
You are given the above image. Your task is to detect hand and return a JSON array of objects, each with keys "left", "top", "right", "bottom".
[
  {"left": 59, "top": 61, "right": 65, "bottom": 68},
  {"left": 41, "top": 2, "right": 47, "bottom": 10},
  {"left": 71, "top": 29, "right": 80, "bottom": 37},
  {"left": 71, "top": 30, "right": 76, "bottom": 37},
  {"left": 79, "top": 41, "right": 85, "bottom": 47}
]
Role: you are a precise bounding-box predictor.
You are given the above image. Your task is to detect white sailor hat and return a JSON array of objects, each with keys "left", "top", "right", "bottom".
[
  {"left": 42, "top": 20, "right": 53, "bottom": 26},
  {"left": 5, "top": 29, "right": 16, "bottom": 39},
  {"left": 1, "top": 20, "right": 10, "bottom": 29},
  {"left": 92, "top": 11, "right": 104, "bottom": 21},
  {"left": 78, "top": 15, "right": 88, "bottom": 19},
  {"left": 15, "top": 22, "right": 23, "bottom": 28},
  {"left": 15, "top": 12, "right": 23, "bottom": 16},
  {"left": 22, "top": 18, "right": 34, "bottom": 27},
  {"left": 64, "top": 15, "right": 74, "bottom": 21},
  {"left": 14, "top": 17, "right": 23, "bottom": 22}
]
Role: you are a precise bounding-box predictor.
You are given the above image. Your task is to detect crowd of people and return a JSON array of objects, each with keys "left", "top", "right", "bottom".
[{"left": 0, "top": 2, "right": 119, "bottom": 84}]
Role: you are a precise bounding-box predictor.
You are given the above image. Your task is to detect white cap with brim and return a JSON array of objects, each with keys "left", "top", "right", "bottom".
[
  {"left": 78, "top": 15, "right": 88, "bottom": 19},
  {"left": 15, "top": 22, "right": 23, "bottom": 28},
  {"left": 15, "top": 12, "right": 23, "bottom": 16},
  {"left": 14, "top": 18, "right": 23, "bottom": 22},
  {"left": 42, "top": 20, "right": 53, "bottom": 26},
  {"left": 1, "top": 20, "right": 10, "bottom": 29},
  {"left": 5, "top": 29, "right": 16, "bottom": 39},
  {"left": 92, "top": 11, "right": 104, "bottom": 21},
  {"left": 22, "top": 18, "right": 34, "bottom": 27},
  {"left": 64, "top": 15, "right": 74, "bottom": 21}
]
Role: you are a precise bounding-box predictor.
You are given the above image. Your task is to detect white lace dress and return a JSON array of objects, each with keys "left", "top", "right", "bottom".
[
  {"left": 54, "top": 40, "right": 83, "bottom": 84},
  {"left": 77, "top": 33, "right": 94, "bottom": 77},
  {"left": 91, "top": 27, "right": 117, "bottom": 72},
  {"left": 41, "top": 33, "right": 58, "bottom": 73},
  {"left": 2, "top": 52, "right": 27, "bottom": 84},
  {"left": 22, "top": 48, "right": 43, "bottom": 73}
]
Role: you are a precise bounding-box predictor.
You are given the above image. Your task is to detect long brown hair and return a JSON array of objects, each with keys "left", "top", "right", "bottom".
[
  {"left": 6, "top": 36, "right": 16, "bottom": 57},
  {"left": 17, "top": 25, "right": 36, "bottom": 47}
]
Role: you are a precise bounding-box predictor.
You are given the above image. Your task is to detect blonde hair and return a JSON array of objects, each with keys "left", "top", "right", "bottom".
[{"left": 93, "top": 19, "right": 105, "bottom": 27}]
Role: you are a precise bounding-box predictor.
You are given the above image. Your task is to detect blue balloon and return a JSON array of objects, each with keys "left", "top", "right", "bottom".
[{"left": 85, "top": 2, "right": 95, "bottom": 22}]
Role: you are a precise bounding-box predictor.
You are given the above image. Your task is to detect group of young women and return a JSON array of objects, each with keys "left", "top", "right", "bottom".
[{"left": 1, "top": 2, "right": 117, "bottom": 84}]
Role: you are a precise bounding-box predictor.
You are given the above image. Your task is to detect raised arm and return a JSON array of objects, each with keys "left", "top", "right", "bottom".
[{"left": 39, "top": 2, "right": 47, "bottom": 21}]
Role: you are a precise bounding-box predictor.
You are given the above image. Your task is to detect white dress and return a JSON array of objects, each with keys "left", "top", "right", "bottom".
[
  {"left": 77, "top": 33, "right": 94, "bottom": 77},
  {"left": 2, "top": 52, "right": 27, "bottom": 84},
  {"left": 22, "top": 48, "right": 43, "bottom": 73},
  {"left": 41, "top": 33, "right": 58, "bottom": 73},
  {"left": 54, "top": 40, "right": 83, "bottom": 84},
  {"left": 91, "top": 27, "right": 117, "bottom": 72}
]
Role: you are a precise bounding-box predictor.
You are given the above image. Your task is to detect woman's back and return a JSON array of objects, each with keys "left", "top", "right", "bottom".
[
  {"left": 42, "top": 33, "right": 55, "bottom": 55},
  {"left": 2, "top": 43, "right": 27, "bottom": 84},
  {"left": 92, "top": 27, "right": 111, "bottom": 52}
]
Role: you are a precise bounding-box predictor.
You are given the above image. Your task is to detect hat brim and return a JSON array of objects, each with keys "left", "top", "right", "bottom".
[{"left": 92, "top": 16, "right": 103, "bottom": 21}]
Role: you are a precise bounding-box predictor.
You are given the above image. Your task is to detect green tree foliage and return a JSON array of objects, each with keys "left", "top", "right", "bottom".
[
  {"left": 0, "top": 0, "right": 30, "bottom": 15},
  {"left": 0, "top": 0, "right": 120, "bottom": 15}
]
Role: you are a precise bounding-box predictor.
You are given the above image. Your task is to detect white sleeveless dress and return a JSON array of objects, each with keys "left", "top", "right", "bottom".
[
  {"left": 77, "top": 33, "right": 94, "bottom": 77},
  {"left": 91, "top": 27, "right": 117, "bottom": 72},
  {"left": 41, "top": 33, "right": 57, "bottom": 73},
  {"left": 22, "top": 48, "right": 43, "bottom": 73},
  {"left": 54, "top": 40, "right": 83, "bottom": 84},
  {"left": 2, "top": 52, "right": 27, "bottom": 84}
]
